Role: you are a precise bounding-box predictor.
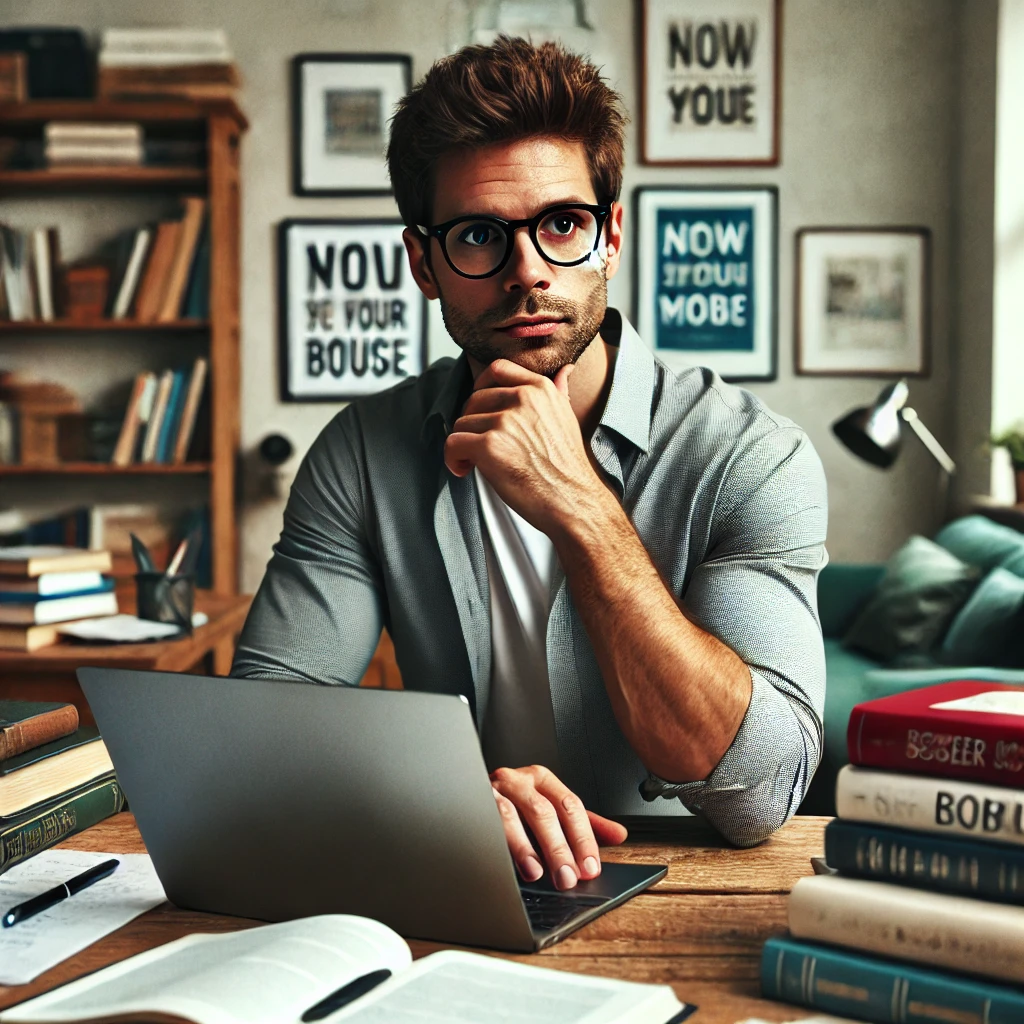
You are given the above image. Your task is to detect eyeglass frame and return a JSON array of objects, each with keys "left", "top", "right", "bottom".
[{"left": 415, "top": 202, "right": 613, "bottom": 280}]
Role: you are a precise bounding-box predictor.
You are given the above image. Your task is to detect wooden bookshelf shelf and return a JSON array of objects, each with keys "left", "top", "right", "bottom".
[
  {"left": 0, "top": 319, "right": 209, "bottom": 334},
  {"left": 0, "top": 462, "right": 211, "bottom": 476},
  {"left": 0, "top": 167, "right": 206, "bottom": 193},
  {"left": 0, "top": 99, "right": 247, "bottom": 129}
]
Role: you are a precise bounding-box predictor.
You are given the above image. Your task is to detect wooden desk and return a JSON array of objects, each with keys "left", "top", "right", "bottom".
[
  {"left": 0, "top": 594, "right": 252, "bottom": 725},
  {"left": 0, "top": 813, "right": 829, "bottom": 1024}
]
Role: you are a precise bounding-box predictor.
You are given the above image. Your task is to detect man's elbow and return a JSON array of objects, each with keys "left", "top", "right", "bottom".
[{"left": 706, "top": 793, "right": 796, "bottom": 848}]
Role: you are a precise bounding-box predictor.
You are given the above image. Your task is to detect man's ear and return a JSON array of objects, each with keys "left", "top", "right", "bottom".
[
  {"left": 403, "top": 228, "right": 440, "bottom": 300},
  {"left": 602, "top": 201, "right": 625, "bottom": 282}
]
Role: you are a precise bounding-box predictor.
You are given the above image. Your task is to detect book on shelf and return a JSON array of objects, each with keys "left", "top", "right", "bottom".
[
  {"left": 0, "top": 774, "right": 125, "bottom": 876},
  {"left": 133, "top": 220, "right": 182, "bottom": 323},
  {"left": 0, "top": 584, "right": 117, "bottom": 627},
  {"left": 30, "top": 228, "right": 58, "bottom": 322},
  {"left": 836, "top": 764, "right": 1024, "bottom": 848},
  {"left": 0, "top": 571, "right": 105, "bottom": 597},
  {"left": 0, "top": 701, "right": 79, "bottom": 762},
  {"left": 761, "top": 934, "right": 1024, "bottom": 1024},
  {"left": 99, "top": 27, "right": 233, "bottom": 64},
  {"left": 0, "top": 547, "right": 113, "bottom": 578},
  {"left": 174, "top": 358, "right": 208, "bottom": 463},
  {"left": 788, "top": 873, "right": 1024, "bottom": 985},
  {"left": 824, "top": 817, "right": 1024, "bottom": 904},
  {"left": 109, "top": 227, "right": 152, "bottom": 319},
  {"left": 0, "top": 224, "right": 32, "bottom": 321},
  {"left": 156, "top": 370, "right": 187, "bottom": 462},
  {"left": 0, "top": 727, "right": 114, "bottom": 820},
  {"left": 0, "top": 624, "right": 60, "bottom": 653},
  {"left": 44, "top": 123, "right": 143, "bottom": 145},
  {"left": 158, "top": 197, "right": 206, "bottom": 321},
  {"left": 848, "top": 679, "right": 1024, "bottom": 787},
  {"left": 182, "top": 221, "right": 210, "bottom": 319},
  {"left": 141, "top": 369, "right": 174, "bottom": 463},
  {"left": 0, "top": 916, "right": 692, "bottom": 1024},
  {"left": 110, "top": 372, "right": 156, "bottom": 466}
]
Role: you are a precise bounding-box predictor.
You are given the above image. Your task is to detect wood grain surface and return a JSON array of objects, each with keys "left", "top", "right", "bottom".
[{"left": 0, "top": 813, "right": 830, "bottom": 1024}]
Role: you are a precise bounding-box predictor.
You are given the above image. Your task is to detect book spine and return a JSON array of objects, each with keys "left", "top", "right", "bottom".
[
  {"left": 849, "top": 705, "right": 1024, "bottom": 787},
  {"left": 0, "top": 777, "right": 124, "bottom": 875},
  {"left": 788, "top": 874, "right": 1024, "bottom": 985},
  {"left": 836, "top": 765, "right": 1024, "bottom": 848},
  {"left": 825, "top": 818, "right": 1024, "bottom": 903},
  {"left": 762, "top": 935, "right": 1024, "bottom": 1024},
  {"left": 0, "top": 705, "right": 79, "bottom": 762}
]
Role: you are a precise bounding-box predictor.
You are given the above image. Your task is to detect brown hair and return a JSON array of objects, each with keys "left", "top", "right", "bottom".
[{"left": 387, "top": 35, "right": 627, "bottom": 227}]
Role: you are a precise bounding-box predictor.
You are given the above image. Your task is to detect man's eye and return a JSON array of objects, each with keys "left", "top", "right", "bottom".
[
  {"left": 548, "top": 216, "right": 577, "bottom": 236},
  {"left": 457, "top": 223, "right": 499, "bottom": 247}
]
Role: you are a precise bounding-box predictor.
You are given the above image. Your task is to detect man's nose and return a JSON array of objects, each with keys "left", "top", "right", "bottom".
[{"left": 501, "top": 226, "right": 551, "bottom": 293}]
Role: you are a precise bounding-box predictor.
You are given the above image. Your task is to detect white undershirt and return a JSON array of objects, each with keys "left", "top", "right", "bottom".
[{"left": 474, "top": 471, "right": 561, "bottom": 774}]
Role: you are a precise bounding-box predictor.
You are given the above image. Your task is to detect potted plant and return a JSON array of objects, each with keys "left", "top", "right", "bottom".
[{"left": 992, "top": 426, "right": 1024, "bottom": 504}]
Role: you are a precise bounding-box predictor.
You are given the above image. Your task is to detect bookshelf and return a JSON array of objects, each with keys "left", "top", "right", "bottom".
[{"left": 0, "top": 99, "right": 247, "bottom": 595}]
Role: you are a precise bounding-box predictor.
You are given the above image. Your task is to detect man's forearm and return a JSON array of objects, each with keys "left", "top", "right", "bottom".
[{"left": 550, "top": 489, "right": 752, "bottom": 783}]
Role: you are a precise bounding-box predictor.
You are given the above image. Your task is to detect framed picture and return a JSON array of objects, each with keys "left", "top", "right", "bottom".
[
  {"left": 291, "top": 53, "right": 411, "bottom": 196},
  {"left": 641, "top": 0, "right": 781, "bottom": 166},
  {"left": 795, "top": 227, "right": 931, "bottom": 377},
  {"left": 634, "top": 186, "right": 777, "bottom": 382},
  {"left": 277, "top": 219, "right": 426, "bottom": 401}
]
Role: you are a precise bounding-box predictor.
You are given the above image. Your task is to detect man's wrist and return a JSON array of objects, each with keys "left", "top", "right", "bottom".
[{"left": 548, "top": 481, "right": 633, "bottom": 567}]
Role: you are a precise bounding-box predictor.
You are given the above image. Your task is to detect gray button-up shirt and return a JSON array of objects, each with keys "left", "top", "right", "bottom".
[{"left": 232, "top": 310, "right": 828, "bottom": 847}]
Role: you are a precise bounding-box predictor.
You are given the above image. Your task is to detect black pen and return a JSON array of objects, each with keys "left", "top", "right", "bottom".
[{"left": 2, "top": 858, "right": 120, "bottom": 927}]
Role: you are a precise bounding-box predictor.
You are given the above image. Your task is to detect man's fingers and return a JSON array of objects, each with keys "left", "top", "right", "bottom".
[
  {"left": 552, "top": 363, "right": 574, "bottom": 398},
  {"left": 534, "top": 771, "right": 603, "bottom": 880},
  {"left": 473, "top": 358, "right": 543, "bottom": 391},
  {"left": 460, "top": 387, "right": 521, "bottom": 416},
  {"left": 450, "top": 412, "right": 502, "bottom": 436},
  {"left": 492, "top": 786, "right": 543, "bottom": 883},
  {"left": 443, "top": 432, "right": 486, "bottom": 477},
  {"left": 587, "top": 811, "right": 629, "bottom": 846}
]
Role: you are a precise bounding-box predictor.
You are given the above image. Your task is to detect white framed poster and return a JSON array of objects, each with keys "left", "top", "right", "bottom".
[
  {"left": 641, "top": 0, "right": 780, "bottom": 166},
  {"left": 278, "top": 219, "right": 426, "bottom": 401},
  {"left": 634, "top": 186, "right": 777, "bottom": 382},
  {"left": 796, "top": 227, "right": 931, "bottom": 376},
  {"left": 291, "top": 53, "right": 411, "bottom": 196}
]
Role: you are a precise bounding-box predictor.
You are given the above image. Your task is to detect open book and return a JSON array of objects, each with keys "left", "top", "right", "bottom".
[{"left": 0, "top": 916, "right": 693, "bottom": 1024}]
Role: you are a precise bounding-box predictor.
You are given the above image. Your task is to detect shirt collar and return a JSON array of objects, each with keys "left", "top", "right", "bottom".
[{"left": 420, "top": 307, "right": 655, "bottom": 455}]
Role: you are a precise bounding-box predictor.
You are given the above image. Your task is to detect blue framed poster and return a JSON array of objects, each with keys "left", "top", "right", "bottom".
[{"left": 634, "top": 186, "right": 777, "bottom": 381}]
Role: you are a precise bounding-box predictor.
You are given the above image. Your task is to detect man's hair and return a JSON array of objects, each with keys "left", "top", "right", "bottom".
[{"left": 387, "top": 36, "right": 627, "bottom": 228}]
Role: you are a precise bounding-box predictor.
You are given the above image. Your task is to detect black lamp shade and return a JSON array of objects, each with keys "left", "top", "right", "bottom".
[{"left": 832, "top": 380, "right": 909, "bottom": 469}]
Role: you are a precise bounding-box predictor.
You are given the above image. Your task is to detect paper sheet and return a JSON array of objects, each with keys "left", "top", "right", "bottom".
[
  {"left": 55, "top": 612, "right": 209, "bottom": 642},
  {"left": 0, "top": 850, "right": 166, "bottom": 984}
]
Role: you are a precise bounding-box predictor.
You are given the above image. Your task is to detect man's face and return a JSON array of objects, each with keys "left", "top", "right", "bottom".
[{"left": 403, "top": 137, "right": 624, "bottom": 377}]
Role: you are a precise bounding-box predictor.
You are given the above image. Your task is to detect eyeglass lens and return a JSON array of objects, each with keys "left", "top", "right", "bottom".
[{"left": 444, "top": 207, "right": 600, "bottom": 277}]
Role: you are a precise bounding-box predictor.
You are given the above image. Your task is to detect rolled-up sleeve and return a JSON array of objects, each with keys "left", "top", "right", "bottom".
[
  {"left": 231, "top": 407, "right": 384, "bottom": 686},
  {"left": 642, "top": 427, "right": 828, "bottom": 846}
]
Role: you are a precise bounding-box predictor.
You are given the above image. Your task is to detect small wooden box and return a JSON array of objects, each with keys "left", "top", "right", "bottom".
[
  {"left": 0, "top": 53, "right": 27, "bottom": 103},
  {"left": 61, "top": 263, "right": 110, "bottom": 322}
]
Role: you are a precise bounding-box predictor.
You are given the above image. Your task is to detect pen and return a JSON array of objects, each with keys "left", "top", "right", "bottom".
[{"left": 2, "top": 858, "right": 120, "bottom": 928}]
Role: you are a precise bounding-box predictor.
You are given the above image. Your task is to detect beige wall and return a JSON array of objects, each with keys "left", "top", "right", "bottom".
[{"left": 1, "top": 0, "right": 999, "bottom": 590}]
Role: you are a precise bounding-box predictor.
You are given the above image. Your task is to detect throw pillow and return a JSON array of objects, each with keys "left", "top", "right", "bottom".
[
  {"left": 941, "top": 567, "right": 1024, "bottom": 667},
  {"left": 843, "top": 536, "right": 980, "bottom": 664},
  {"left": 935, "top": 515, "right": 1024, "bottom": 578}
]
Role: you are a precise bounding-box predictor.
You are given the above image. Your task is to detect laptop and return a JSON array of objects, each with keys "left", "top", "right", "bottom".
[{"left": 77, "top": 668, "right": 666, "bottom": 952}]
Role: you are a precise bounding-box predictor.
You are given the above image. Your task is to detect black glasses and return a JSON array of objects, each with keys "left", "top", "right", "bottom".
[{"left": 417, "top": 203, "right": 611, "bottom": 280}]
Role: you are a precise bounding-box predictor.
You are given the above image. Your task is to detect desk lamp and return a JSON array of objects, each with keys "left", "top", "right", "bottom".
[{"left": 832, "top": 379, "right": 956, "bottom": 476}]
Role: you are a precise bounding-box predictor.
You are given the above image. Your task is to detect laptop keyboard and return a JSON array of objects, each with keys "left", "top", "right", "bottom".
[{"left": 520, "top": 888, "right": 608, "bottom": 933}]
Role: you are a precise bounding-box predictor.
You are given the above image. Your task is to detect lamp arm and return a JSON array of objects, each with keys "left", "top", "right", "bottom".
[{"left": 901, "top": 408, "right": 956, "bottom": 475}]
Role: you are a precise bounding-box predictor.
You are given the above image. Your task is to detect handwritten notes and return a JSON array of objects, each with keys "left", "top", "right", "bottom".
[{"left": 0, "top": 850, "right": 165, "bottom": 984}]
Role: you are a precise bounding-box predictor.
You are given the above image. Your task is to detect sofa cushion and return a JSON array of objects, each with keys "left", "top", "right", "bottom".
[
  {"left": 842, "top": 536, "right": 979, "bottom": 664},
  {"left": 941, "top": 567, "right": 1024, "bottom": 667},
  {"left": 935, "top": 515, "right": 1024, "bottom": 578}
]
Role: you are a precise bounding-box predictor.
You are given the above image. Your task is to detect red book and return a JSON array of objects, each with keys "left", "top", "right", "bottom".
[{"left": 848, "top": 679, "right": 1024, "bottom": 786}]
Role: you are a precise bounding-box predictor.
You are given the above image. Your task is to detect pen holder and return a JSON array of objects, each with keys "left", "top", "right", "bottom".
[{"left": 135, "top": 573, "right": 195, "bottom": 635}]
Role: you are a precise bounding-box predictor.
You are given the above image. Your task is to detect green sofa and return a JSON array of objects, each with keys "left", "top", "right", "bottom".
[{"left": 800, "top": 516, "right": 1024, "bottom": 815}]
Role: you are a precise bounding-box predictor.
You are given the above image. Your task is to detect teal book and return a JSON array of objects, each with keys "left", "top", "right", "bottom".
[
  {"left": 825, "top": 818, "right": 1024, "bottom": 904},
  {"left": 182, "top": 221, "right": 209, "bottom": 320},
  {"left": 762, "top": 935, "right": 1024, "bottom": 1024},
  {"left": 156, "top": 370, "right": 186, "bottom": 463}
]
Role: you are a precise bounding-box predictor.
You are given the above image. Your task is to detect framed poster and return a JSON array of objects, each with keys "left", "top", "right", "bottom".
[
  {"left": 634, "top": 186, "right": 777, "bottom": 382},
  {"left": 641, "top": 0, "right": 781, "bottom": 166},
  {"left": 795, "top": 227, "right": 930, "bottom": 377},
  {"left": 291, "top": 53, "right": 411, "bottom": 196},
  {"left": 277, "top": 219, "right": 426, "bottom": 401}
]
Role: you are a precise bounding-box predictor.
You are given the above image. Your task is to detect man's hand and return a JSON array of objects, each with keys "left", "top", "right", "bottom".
[
  {"left": 490, "top": 764, "right": 628, "bottom": 889},
  {"left": 445, "top": 359, "right": 608, "bottom": 534}
]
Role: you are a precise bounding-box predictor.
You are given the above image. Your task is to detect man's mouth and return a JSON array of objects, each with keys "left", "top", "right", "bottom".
[{"left": 494, "top": 316, "right": 568, "bottom": 339}]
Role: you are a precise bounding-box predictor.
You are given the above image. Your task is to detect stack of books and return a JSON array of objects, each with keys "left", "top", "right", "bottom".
[
  {"left": 0, "top": 547, "right": 117, "bottom": 651},
  {"left": 762, "top": 679, "right": 1024, "bottom": 1022},
  {"left": 44, "top": 122, "right": 143, "bottom": 168},
  {"left": 0, "top": 197, "right": 208, "bottom": 324},
  {"left": 97, "top": 28, "right": 240, "bottom": 102},
  {"left": 111, "top": 356, "right": 208, "bottom": 466},
  {"left": 0, "top": 700, "right": 124, "bottom": 875}
]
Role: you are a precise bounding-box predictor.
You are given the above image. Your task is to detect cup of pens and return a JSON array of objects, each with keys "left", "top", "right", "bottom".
[{"left": 132, "top": 530, "right": 199, "bottom": 636}]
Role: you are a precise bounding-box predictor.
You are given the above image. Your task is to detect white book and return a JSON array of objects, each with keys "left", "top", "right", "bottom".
[
  {"left": 789, "top": 873, "right": 1024, "bottom": 985},
  {"left": 0, "top": 916, "right": 688, "bottom": 1024},
  {"left": 111, "top": 228, "right": 152, "bottom": 319},
  {"left": 141, "top": 370, "right": 174, "bottom": 463},
  {"left": 30, "top": 228, "right": 53, "bottom": 322},
  {"left": 46, "top": 145, "right": 143, "bottom": 166},
  {"left": 836, "top": 764, "right": 1024, "bottom": 847},
  {"left": 0, "top": 225, "right": 28, "bottom": 321},
  {"left": 44, "top": 122, "right": 143, "bottom": 143},
  {"left": 101, "top": 27, "right": 230, "bottom": 51},
  {"left": 98, "top": 51, "right": 233, "bottom": 67},
  {"left": 0, "top": 590, "right": 118, "bottom": 627},
  {"left": 0, "top": 572, "right": 104, "bottom": 596}
]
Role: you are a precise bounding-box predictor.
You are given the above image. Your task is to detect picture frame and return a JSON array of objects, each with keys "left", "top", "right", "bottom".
[
  {"left": 795, "top": 227, "right": 931, "bottom": 377},
  {"left": 640, "top": 0, "right": 781, "bottom": 166},
  {"left": 277, "top": 219, "right": 427, "bottom": 402},
  {"left": 291, "top": 53, "right": 411, "bottom": 197},
  {"left": 634, "top": 186, "right": 778, "bottom": 382}
]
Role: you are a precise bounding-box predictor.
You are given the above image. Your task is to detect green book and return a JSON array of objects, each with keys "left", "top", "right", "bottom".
[{"left": 0, "top": 773, "right": 125, "bottom": 875}]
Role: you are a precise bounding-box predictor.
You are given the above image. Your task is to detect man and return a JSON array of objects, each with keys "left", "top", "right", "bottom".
[{"left": 233, "top": 37, "right": 827, "bottom": 891}]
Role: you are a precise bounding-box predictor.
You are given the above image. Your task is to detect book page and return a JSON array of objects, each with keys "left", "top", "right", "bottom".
[
  {"left": 1, "top": 917, "right": 411, "bottom": 1024},
  {"left": 327, "top": 950, "right": 684, "bottom": 1024}
]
